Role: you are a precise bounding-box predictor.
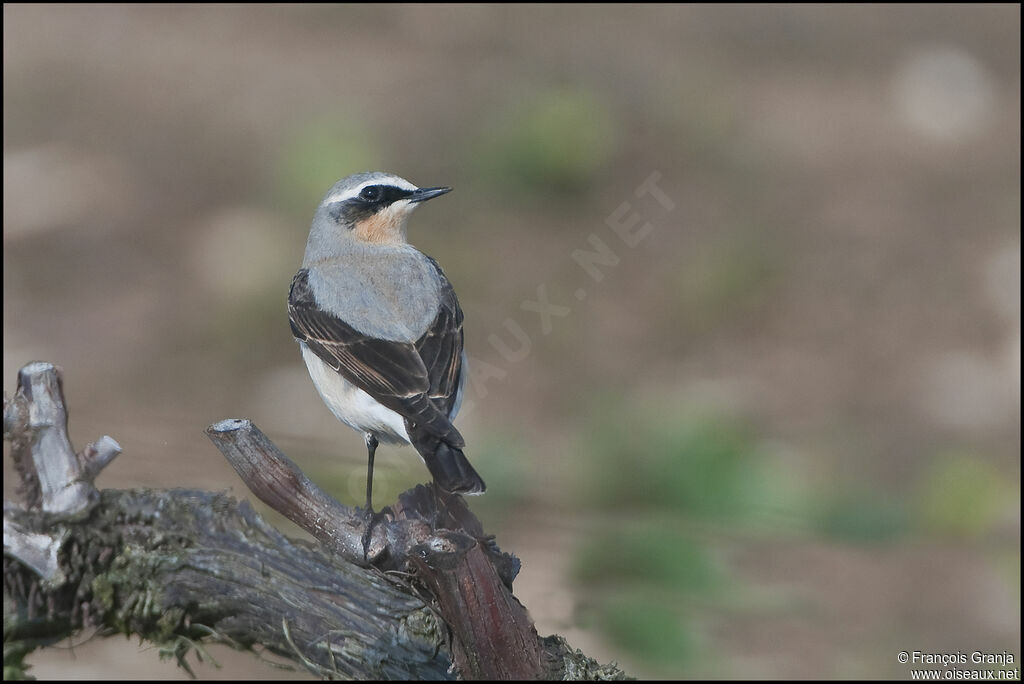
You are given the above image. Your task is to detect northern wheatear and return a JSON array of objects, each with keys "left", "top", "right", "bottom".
[{"left": 288, "top": 172, "right": 485, "bottom": 510}]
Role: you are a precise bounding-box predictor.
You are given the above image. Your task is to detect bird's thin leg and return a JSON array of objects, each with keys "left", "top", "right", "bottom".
[
  {"left": 361, "top": 434, "right": 382, "bottom": 561},
  {"left": 364, "top": 434, "right": 379, "bottom": 513}
]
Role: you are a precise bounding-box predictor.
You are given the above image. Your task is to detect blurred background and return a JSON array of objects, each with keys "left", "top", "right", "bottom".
[{"left": 3, "top": 4, "right": 1020, "bottom": 680}]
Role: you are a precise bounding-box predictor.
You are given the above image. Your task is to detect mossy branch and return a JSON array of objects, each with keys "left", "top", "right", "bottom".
[{"left": 3, "top": 362, "right": 629, "bottom": 680}]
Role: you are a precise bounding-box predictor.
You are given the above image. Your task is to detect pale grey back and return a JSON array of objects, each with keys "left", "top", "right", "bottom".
[{"left": 304, "top": 248, "right": 443, "bottom": 342}]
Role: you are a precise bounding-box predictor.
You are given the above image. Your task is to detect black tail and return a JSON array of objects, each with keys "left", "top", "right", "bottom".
[{"left": 423, "top": 441, "right": 486, "bottom": 495}]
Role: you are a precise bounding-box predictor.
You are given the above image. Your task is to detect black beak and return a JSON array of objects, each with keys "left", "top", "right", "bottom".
[{"left": 408, "top": 186, "right": 452, "bottom": 203}]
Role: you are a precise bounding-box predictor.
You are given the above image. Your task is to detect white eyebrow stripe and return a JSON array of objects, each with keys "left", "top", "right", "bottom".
[
  {"left": 323, "top": 190, "right": 356, "bottom": 204},
  {"left": 323, "top": 177, "right": 418, "bottom": 205}
]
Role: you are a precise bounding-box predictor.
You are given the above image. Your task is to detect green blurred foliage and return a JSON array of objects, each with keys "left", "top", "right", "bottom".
[
  {"left": 472, "top": 87, "right": 615, "bottom": 196},
  {"left": 585, "top": 590, "right": 698, "bottom": 667},
  {"left": 573, "top": 526, "right": 712, "bottom": 670},
  {"left": 816, "top": 491, "right": 909, "bottom": 543},
  {"left": 573, "top": 525, "right": 721, "bottom": 593},
  {"left": 572, "top": 403, "right": 756, "bottom": 672},
  {"left": 583, "top": 402, "right": 765, "bottom": 520},
  {"left": 275, "top": 115, "right": 380, "bottom": 216},
  {"left": 914, "top": 452, "right": 1012, "bottom": 538}
]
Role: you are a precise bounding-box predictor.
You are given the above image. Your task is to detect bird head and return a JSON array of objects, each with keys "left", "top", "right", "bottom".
[{"left": 314, "top": 172, "right": 451, "bottom": 246}]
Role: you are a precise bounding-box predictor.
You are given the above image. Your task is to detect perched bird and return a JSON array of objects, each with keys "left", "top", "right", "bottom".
[{"left": 288, "top": 172, "right": 486, "bottom": 511}]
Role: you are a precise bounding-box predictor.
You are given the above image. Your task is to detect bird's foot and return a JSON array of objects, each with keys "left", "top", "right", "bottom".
[{"left": 360, "top": 505, "right": 391, "bottom": 562}]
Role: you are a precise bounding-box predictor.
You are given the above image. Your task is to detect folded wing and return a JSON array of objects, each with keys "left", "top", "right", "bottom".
[{"left": 288, "top": 268, "right": 464, "bottom": 447}]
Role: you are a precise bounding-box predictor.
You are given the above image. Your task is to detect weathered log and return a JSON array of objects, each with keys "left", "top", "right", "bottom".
[
  {"left": 3, "top": 362, "right": 629, "bottom": 680},
  {"left": 4, "top": 488, "right": 452, "bottom": 679}
]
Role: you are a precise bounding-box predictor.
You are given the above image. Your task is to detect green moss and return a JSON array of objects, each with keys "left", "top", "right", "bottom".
[
  {"left": 155, "top": 607, "right": 186, "bottom": 642},
  {"left": 91, "top": 574, "right": 116, "bottom": 613},
  {"left": 3, "top": 641, "right": 33, "bottom": 681}
]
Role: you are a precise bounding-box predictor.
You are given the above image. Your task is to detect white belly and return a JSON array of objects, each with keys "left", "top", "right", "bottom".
[{"left": 300, "top": 343, "right": 410, "bottom": 444}]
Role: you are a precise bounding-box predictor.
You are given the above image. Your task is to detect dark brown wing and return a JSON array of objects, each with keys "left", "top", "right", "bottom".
[
  {"left": 288, "top": 268, "right": 463, "bottom": 446},
  {"left": 415, "top": 257, "right": 465, "bottom": 417}
]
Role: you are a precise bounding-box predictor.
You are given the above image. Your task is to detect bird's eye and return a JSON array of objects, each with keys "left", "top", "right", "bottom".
[{"left": 359, "top": 185, "right": 382, "bottom": 202}]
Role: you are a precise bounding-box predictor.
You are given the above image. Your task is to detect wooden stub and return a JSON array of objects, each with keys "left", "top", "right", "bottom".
[
  {"left": 14, "top": 362, "right": 96, "bottom": 516},
  {"left": 396, "top": 485, "right": 546, "bottom": 680}
]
